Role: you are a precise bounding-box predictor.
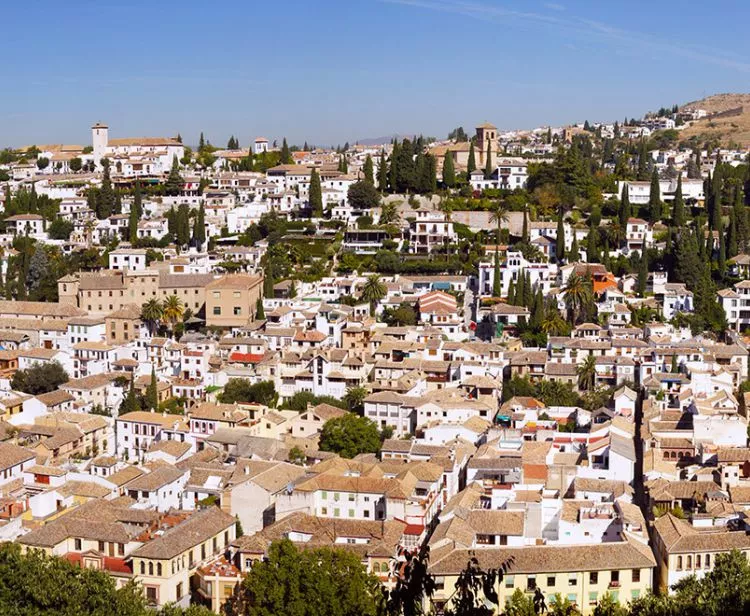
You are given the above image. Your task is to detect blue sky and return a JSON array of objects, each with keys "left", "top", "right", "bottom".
[{"left": 2, "top": 0, "right": 749, "bottom": 148}]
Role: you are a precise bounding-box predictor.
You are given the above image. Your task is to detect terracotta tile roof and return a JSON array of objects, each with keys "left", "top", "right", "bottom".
[{"left": 132, "top": 507, "right": 235, "bottom": 560}]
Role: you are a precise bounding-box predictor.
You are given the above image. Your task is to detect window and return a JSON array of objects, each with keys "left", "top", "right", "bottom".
[
  {"left": 148, "top": 562, "right": 153, "bottom": 575},
  {"left": 705, "top": 554, "right": 711, "bottom": 568},
  {"left": 589, "top": 572, "right": 598, "bottom": 584},
  {"left": 526, "top": 577, "right": 536, "bottom": 591},
  {"left": 145, "top": 586, "right": 158, "bottom": 605},
  {"left": 98, "top": 541, "right": 105, "bottom": 552},
  {"left": 631, "top": 590, "right": 640, "bottom": 600},
  {"left": 233, "top": 307, "right": 242, "bottom": 316},
  {"left": 74, "top": 538, "right": 82, "bottom": 551},
  {"left": 157, "top": 563, "right": 162, "bottom": 576},
  {"left": 568, "top": 575, "right": 577, "bottom": 586},
  {"left": 632, "top": 569, "right": 640, "bottom": 583},
  {"left": 140, "top": 561, "right": 145, "bottom": 575},
  {"left": 686, "top": 556, "right": 692, "bottom": 569},
  {"left": 546, "top": 576, "right": 555, "bottom": 587},
  {"left": 505, "top": 576, "right": 515, "bottom": 589},
  {"left": 333, "top": 508, "right": 340, "bottom": 517},
  {"left": 589, "top": 592, "right": 598, "bottom": 605},
  {"left": 213, "top": 307, "right": 221, "bottom": 315},
  {"left": 677, "top": 556, "right": 683, "bottom": 570}
]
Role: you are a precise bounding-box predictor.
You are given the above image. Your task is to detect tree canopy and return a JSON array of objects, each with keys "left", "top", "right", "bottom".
[
  {"left": 318, "top": 413, "right": 382, "bottom": 458},
  {"left": 11, "top": 361, "right": 68, "bottom": 395}
]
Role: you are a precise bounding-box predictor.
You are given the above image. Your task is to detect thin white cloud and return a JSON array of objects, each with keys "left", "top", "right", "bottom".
[
  {"left": 381, "top": 0, "right": 750, "bottom": 73},
  {"left": 544, "top": 2, "right": 565, "bottom": 11}
]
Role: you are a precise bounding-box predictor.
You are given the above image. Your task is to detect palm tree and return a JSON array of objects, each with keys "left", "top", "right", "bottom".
[
  {"left": 141, "top": 298, "right": 163, "bottom": 336},
  {"left": 360, "top": 274, "right": 387, "bottom": 316},
  {"left": 344, "top": 386, "right": 369, "bottom": 413},
  {"left": 84, "top": 218, "right": 96, "bottom": 248},
  {"left": 607, "top": 221, "right": 625, "bottom": 248},
  {"left": 577, "top": 354, "right": 597, "bottom": 391},
  {"left": 380, "top": 201, "right": 400, "bottom": 225},
  {"left": 563, "top": 272, "right": 593, "bottom": 324},
  {"left": 489, "top": 201, "right": 509, "bottom": 248},
  {"left": 540, "top": 307, "right": 568, "bottom": 336},
  {"left": 439, "top": 198, "right": 454, "bottom": 262},
  {"left": 162, "top": 295, "right": 184, "bottom": 332}
]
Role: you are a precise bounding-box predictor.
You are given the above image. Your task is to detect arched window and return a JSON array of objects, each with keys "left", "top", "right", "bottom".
[
  {"left": 140, "top": 561, "right": 145, "bottom": 575},
  {"left": 157, "top": 563, "right": 162, "bottom": 576},
  {"left": 686, "top": 555, "right": 692, "bottom": 569},
  {"left": 373, "top": 563, "right": 380, "bottom": 573},
  {"left": 677, "top": 556, "right": 683, "bottom": 570},
  {"left": 696, "top": 555, "right": 701, "bottom": 568},
  {"left": 706, "top": 554, "right": 711, "bottom": 568},
  {"left": 148, "top": 562, "right": 153, "bottom": 575}
]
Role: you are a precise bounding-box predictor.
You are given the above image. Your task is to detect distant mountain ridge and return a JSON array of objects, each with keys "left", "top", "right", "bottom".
[{"left": 354, "top": 133, "right": 415, "bottom": 146}]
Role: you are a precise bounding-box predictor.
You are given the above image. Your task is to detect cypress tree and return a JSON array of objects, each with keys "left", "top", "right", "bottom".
[
  {"left": 146, "top": 367, "right": 158, "bottom": 410},
  {"left": 568, "top": 236, "right": 580, "bottom": 262},
  {"left": 165, "top": 155, "right": 184, "bottom": 196},
  {"left": 672, "top": 175, "right": 685, "bottom": 226},
  {"left": 421, "top": 154, "right": 437, "bottom": 193},
  {"left": 199, "top": 132, "right": 206, "bottom": 151},
  {"left": 97, "top": 160, "right": 115, "bottom": 219},
  {"left": 378, "top": 150, "right": 388, "bottom": 192},
  {"left": 602, "top": 237, "right": 611, "bottom": 270},
  {"left": 338, "top": 155, "right": 348, "bottom": 174},
  {"left": 176, "top": 204, "right": 190, "bottom": 247},
  {"left": 255, "top": 297, "right": 265, "bottom": 320},
  {"left": 133, "top": 180, "right": 143, "bottom": 219},
  {"left": 718, "top": 217, "right": 727, "bottom": 276},
  {"left": 727, "top": 208, "right": 738, "bottom": 258},
  {"left": 309, "top": 168, "right": 323, "bottom": 217},
  {"left": 280, "top": 138, "right": 292, "bottom": 164},
  {"left": 620, "top": 184, "right": 631, "bottom": 227},
  {"left": 113, "top": 191, "right": 122, "bottom": 215},
  {"left": 363, "top": 155, "right": 374, "bottom": 185},
  {"left": 389, "top": 142, "right": 400, "bottom": 192},
  {"left": 555, "top": 209, "right": 566, "bottom": 263},
  {"left": 523, "top": 271, "right": 533, "bottom": 308},
  {"left": 121, "top": 377, "right": 139, "bottom": 414},
  {"left": 484, "top": 140, "right": 493, "bottom": 180},
  {"left": 128, "top": 198, "right": 139, "bottom": 244},
  {"left": 637, "top": 251, "right": 648, "bottom": 297},
  {"left": 467, "top": 143, "right": 476, "bottom": 175},
  {"left": 636, "top": 139, "right": 650, "bottom": 180},
  {"left": 193, "top": 203, "right": 206, "bottom": 248},
  {"left": 648, "top": 168, "right": 661, "bottom": 222},
  {"left": 506, "top": 277, "right": 516, "bottom": 304},
  {"left": 711, "top": 166, "right": 723, "bottom": 231},
  {"left": 515, "top": 270, "right": 526, "bottom": 306},
  {"left": 492, "top": 249, "right": 502, "bottom": 297},
  {"left": 167, "top": 206, "right": 177, "bottom": 237},
  {"left": 521, "top": 207, "right": 529, "bottom": 243},
  {"left": 586, "top": 221, "right": 599, "bottom": 263},
  {"left": 263, "top": 268, "right": 275, "bottom": 298},
  {"left": 442, "top": 150, "right": 456, "bottom": 188},
  {"left": 530, "top": 287, "right": 544, "bottom": 330}
]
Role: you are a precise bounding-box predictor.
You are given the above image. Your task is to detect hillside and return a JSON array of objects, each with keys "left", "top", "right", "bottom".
[{"left": 678, "top": 93, "right": 750, "bottom": 146}]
